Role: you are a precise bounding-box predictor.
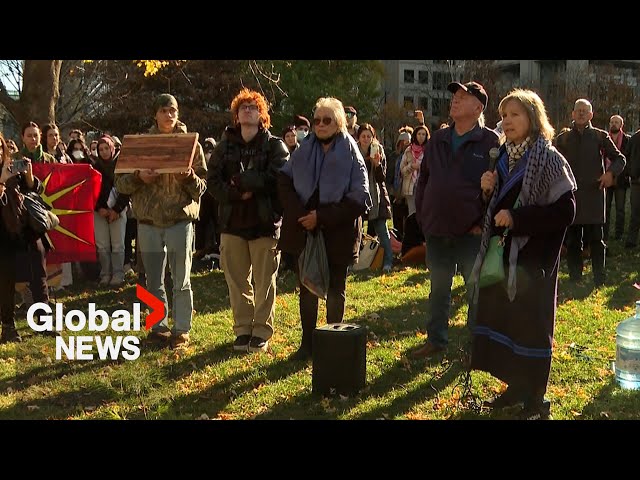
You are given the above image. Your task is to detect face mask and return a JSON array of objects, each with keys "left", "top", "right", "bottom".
[
  {"left": 296, "top": 130, "right": 308, "bottom": 142},
  {"left": 72, "top": 150, "right": 84, "bottom": 161},
  {"left": 91, "top": 149, "right": 98, "bottom": 157},
  {"left": 205, "top": 152, "right": 212, "bottom": 162}
]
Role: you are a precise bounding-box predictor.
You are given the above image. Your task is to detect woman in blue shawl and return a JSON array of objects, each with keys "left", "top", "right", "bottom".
[{"left": 278, "top": 97, "right": 372, "bottom": 361}]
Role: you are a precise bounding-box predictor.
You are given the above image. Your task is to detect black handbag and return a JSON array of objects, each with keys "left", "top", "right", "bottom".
[{"left": 23, "top": 191, "right": 59, "bottom": 234}]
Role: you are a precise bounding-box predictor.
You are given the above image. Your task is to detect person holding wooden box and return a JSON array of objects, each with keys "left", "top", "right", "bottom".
[{"left": 115, "top": 93, "right": 207, "bottom": 350}]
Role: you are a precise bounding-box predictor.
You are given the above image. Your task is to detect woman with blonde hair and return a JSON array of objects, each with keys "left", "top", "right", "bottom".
[
  {"left": 278, "top": 97, "right": 371, "bottom": 360},
  {"left": 469, "top": 89, "right": 577, "bottom": 419}
]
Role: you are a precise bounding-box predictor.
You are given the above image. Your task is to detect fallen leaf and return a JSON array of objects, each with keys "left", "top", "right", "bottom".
[
  {"left": 27, "top": 405, "right": 40, "bottom": 411},
  {"left": 196, "top": 413, "right": 209, "bottom": 420}
]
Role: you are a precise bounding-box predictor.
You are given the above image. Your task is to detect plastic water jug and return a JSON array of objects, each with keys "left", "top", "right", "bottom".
[{"left": 615, "top": 301, "right": 640, "bottom": 389}]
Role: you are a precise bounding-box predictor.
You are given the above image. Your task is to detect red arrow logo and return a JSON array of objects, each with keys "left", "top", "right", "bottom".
[{"left": 136, "top": 284, "right": 166, "bottom": 330}]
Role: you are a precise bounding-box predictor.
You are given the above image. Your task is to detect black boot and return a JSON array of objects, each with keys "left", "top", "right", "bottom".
[
  {"left": 34, "top": 315, "right": 60, "bottom": 337},
  {"left": 483, "top": 384, "right": 527, "bottom": 409},
  {"left": 519, "top": 389, "right": 551, "bottom": 420},
  {"left": 0, "top": 324, "right": 22, "bottom": 344}
]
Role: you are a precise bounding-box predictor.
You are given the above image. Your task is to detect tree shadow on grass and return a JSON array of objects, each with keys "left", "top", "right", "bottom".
[
  {"left": 251, "top": 298, "right": 474, "bottom": 420},
  {"left": 0, "top": 384, "right": 118, "bottom": 420},
  {"left": 149, "top": 351, "right": 310, "bottom": 419}
]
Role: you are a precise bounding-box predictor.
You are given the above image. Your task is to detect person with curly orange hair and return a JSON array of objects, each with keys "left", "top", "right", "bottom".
[{"left": 208, "top": 88, "right": 289, "bottom": 353}]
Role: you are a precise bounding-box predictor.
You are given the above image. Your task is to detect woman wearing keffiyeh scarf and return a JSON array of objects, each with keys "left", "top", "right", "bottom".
[
  {"left": 399, "top": 125, "right": 430, "bottom": 216},
  {"left": 468, "top": 89, "right": 577, "bottom": 420}
]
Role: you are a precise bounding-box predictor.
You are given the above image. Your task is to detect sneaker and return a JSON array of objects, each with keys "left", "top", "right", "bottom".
[
  {"left": 109, "top": 274, "right": 125, "bottom": 286},
  {"left": 233, "top": 334, "right": 251, "bottom": 352},
  {"left": 410, "top": 341, "right": 445, "bottom": 359},
  {"left": 483, "top": 385, "right": 526, "bottom": 409},
  {"left": 0, "top": 325, "right": 22, "bottom": 344},
  {"left": 248, "top": 336, "right": 269, "bottom": 353},
  {"left": 145, "top": 330, "right": 171, "bottom": 345},
  {"left": 170, "top": 332, "right": 190, "bottom": 349},
  {"left": 99, "top": 275, "right": 110, "bottom": 286},
  {"left": 382, "top": 265, "right": 392, "bottom": 274}
]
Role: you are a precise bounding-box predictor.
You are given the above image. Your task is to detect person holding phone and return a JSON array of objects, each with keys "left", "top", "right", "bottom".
[
  {"left": 400, "top": 125, "right": 430, "bottom": 217},
  {"left": 357, "top": 123, "right": 393, "bottom": 272},
  {"left": 1, "top": 132, "right": 52, "bottom": 342}
]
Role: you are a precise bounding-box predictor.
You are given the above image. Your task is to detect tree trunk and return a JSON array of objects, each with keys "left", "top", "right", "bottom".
[{"left": 18, "top": 60, "right": 62, "bottom": 128}]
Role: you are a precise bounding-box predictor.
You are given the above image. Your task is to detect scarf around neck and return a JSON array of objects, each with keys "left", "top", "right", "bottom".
[
  {"left": 410, "top": 143, "right": 424, "bottom": 161},
  {"left": 505, "top": 136, "right": 531, "bottom": 172},
  {"left": 281, "top": 132, "right": 372, "bottom": 210},
  {"left": 22, "top": 144, "right": 43, "bottom": 163},
  {"left": 469, "top": 135, "right": 577, "bottom": 304}
]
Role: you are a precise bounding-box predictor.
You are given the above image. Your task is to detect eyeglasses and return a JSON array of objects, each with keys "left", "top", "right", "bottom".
[
  {"left": 313, "top": 117, "right": 333, "bottom": 126},
  {"left": 345, "top": 112, "right": 354, "bottom": 118},
  {"left": 239, "top": 104, "right": 259, "bottom": 112}
]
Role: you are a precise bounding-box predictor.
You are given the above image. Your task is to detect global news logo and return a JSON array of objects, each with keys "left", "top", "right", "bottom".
[{"left": 26, "top": 285, "right": 165, "bottom": 361}]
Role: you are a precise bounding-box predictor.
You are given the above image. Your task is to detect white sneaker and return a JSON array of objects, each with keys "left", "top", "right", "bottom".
[
  {"left": 109, "top": 274, "right": 124, "bottom": 286},
  {"left": 99, "top": 276, "right": 110, "bottom": 286}
]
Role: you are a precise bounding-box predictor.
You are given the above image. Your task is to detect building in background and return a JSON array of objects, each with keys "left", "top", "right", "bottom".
[{"left": 383, "top": 60, "right": 640, "bottom": 133}]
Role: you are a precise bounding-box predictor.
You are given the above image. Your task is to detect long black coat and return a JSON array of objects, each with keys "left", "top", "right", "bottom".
[
  {"left": 555, "top": 123, "right": 625, "bottom": 224},
  {"left": 472, "top": 183, "right": 576, "bottom": 393}
]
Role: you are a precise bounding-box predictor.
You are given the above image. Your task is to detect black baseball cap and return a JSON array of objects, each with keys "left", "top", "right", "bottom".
[{"left": 447, "top": 81, "right": 488, "bottom": 110}]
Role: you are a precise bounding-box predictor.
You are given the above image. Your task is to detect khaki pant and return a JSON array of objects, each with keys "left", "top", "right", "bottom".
[{"left": 220, "top": 233, "right": 280, "bottom": 340}]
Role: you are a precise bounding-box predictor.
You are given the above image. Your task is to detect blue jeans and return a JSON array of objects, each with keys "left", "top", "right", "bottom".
[
  {"left": 370, "top": 218, "right": 393, "bottom": 269},
  {"left": 425, "top": 234, "right": 481, "bottom": 347},
  {"left": 138, "top": 220, "right": 194, "bottom": 334}
]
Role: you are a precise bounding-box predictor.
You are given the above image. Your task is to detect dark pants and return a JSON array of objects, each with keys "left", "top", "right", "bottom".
[
  {"left": 16, "top": 239, "right": 49, "bottom": 305},
  {"left": 425, "top": 234, "right": 481, "bottom": 347},
  {"left": 296, "top": 262, "right": 349, "bottom": 352},
  {"left": 0, "top": 255, "right": 16, "bottom": 327},
  {"left": 391, "top": 197, "right": 408, "bottom": 241},
  {"left": 194, "top": 194, "right": 219, "bottom": 253},
  {"left": 124, "top": 217, "right": 137, "bottom": 265},
  {"left": 605, "top": 186, "right": 628, "bottom": 241},
  {"left": 566, "top": 224, "right": 605, "bottom": 285},
  {"left": 626, "top": 183, "right": 640, "bottom": 246}
]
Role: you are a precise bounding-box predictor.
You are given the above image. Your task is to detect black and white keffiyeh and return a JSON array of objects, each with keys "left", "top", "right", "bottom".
[{"left": 469, "top": 135, "right": 577, "bottom": 304}]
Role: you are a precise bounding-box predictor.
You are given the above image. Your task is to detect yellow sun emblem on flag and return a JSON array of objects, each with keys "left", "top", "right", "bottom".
[{"left": 40, "top": 172, "right": 92, "bottom": 245}]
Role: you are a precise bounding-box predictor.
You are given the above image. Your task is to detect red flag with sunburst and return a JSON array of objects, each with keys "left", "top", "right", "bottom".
[{"left": 31, "top": 163, "right": 102, "bottom": 263}]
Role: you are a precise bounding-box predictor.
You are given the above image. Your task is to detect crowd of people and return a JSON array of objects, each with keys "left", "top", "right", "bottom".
[{"left": 2, "top": 80, "right": 635, "bottom": 420}]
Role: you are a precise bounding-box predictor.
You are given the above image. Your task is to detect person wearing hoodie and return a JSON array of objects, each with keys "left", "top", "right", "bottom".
[
  {"left": 115, "top": 93, "right": 207, "bottom": 349},
  {"left": 94, "top": 135, "right": 130, "bottom": 287},
  {"left": 208, "top": 88, "right": 289, "bottom": 354}
]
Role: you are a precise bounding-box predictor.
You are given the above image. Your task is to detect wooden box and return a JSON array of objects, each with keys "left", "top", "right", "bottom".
[{"left": 114, "top": 133, "right": 199, "bottom": 174}]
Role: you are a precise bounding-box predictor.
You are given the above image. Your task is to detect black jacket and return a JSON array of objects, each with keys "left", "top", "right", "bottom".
[{"left": 207, "top": 126, "right": 289, "bottom": 239}]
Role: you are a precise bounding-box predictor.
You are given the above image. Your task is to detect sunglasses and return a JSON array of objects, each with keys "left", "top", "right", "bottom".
[
  {"left": 313, "top": 117, "right": 333, "bottom": 126},
  {"left": 345, "top": 112, "right": 354, "bottom": 118}
]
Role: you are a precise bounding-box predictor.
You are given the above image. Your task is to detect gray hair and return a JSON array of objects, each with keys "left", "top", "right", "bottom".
[
  {"left": 314, "top": 97, "right": 348, "bottom": 134},
  {"left": 574, "top": 99, "right": 593, "bottom": 112}
]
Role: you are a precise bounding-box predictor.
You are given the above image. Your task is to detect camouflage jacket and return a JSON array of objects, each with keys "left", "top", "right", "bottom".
[{"left": 114, "top": 121, "right": 207, "bottom": 227}]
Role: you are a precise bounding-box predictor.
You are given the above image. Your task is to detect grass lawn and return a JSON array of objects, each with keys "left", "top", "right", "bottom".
[{"left": 1, "top": 238, "right": 639, "bottom": 420}]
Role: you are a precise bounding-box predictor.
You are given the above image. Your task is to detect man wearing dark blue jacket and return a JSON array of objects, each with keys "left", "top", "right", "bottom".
[{"left": 412, "top": 81, "right": 499, "bottom": 359}]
